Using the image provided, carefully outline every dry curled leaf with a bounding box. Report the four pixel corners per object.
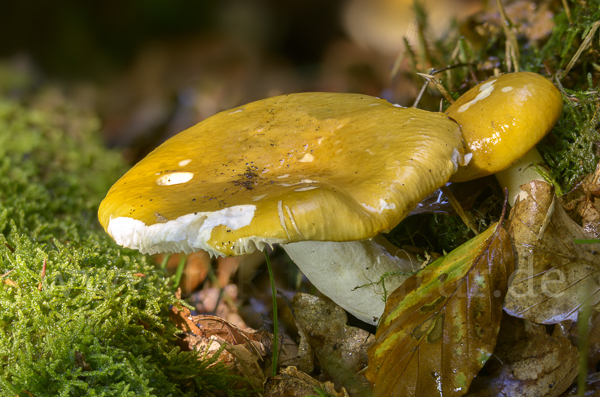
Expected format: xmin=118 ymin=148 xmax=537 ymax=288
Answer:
xmin=504 ymin=181 xmax=600 ymax=324
xmin=466 ymin=314 xmax=578 ymax=397
xmin=169 ymin=305 xmax=292 ymax=389
xmin=367 ymin=222 xmax=513 ymax=396
xmin=264 ymin=366 xmax=349 ymax=397
xmin=561 ymin=166 xmax=600 ymax=238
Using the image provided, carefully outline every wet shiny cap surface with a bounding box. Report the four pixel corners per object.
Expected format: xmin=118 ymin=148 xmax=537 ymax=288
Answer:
xmin=99 ymin=92 xmax=464 ymax=256
xmin=446 ymin=72 xmax=562 ymax=182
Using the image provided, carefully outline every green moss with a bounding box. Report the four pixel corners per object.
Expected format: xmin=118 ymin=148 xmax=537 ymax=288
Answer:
xmin=0 ymin=101 xmax=124 ymax=241
xmin=540 ymin=78 xmax=600 ymax=190
xmin=536 ymin=0 xmax=600 ymax=190
xmin=0 ymin=101 xmax=249 ymax=396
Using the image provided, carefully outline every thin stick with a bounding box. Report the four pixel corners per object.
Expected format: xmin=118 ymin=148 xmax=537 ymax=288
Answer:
xmin=440 ymin=185 xmax=480 ymax=235
xmin=417 ymin=73 xmax=454 ymax=104
xmin=264 ymin=250 xmax=279 ymax=376
xmin=495 ymin=0 xmax=520 ymax=69
xmin=562 ymin=21 xmax=600 ymax=79
xmin=561 ymin=0 xmax=572 ymax=24
xmin=412 ymin=80 xmax=429 ymax=108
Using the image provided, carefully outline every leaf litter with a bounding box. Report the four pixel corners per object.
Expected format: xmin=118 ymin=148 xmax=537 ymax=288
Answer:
xmin=291 ymin=293 xmax=373 ymax=396
xmin=465 ymin=313 xmax=578 ymax=397
xmin=366 ymin=222 xmax=514 ymax=396
xmin=169 ymin=303 xmax=298 ymax=391
xmin=504 ymin=180 xmax=600 ymax=324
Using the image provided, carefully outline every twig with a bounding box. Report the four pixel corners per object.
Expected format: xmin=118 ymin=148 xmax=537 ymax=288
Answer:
xmin=417 ymin=73 xmax=454 ymax=104
xmin=561 ymin=0 xmax=572 ymax=24
xmin=440 ymin=185 xmax=480 ymax=235
xmin=561 ymin=21 xmax=600 ymax=79
xmin=412 ymin=80 xmax=430 ymax=108
xmin=496 ymin=0 xmax=520 ymax=70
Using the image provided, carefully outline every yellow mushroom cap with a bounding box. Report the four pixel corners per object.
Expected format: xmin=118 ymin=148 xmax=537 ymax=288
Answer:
xmin=447 ymin=72 xmax=562 ymax=182
xmin=98 ymin=93 xmax=464 ymax=257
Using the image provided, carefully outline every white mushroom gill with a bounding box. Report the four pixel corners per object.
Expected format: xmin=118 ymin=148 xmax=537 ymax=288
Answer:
xmin=106 ymin=204 xmax=260 ymax=256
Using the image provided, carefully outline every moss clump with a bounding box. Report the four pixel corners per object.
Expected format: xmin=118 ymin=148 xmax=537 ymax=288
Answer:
xmin=537 ymin=1 xmax=600 ymax=190
xmin=0 ymin=101 xmax=248 ymax=396
xmin=541 ymin=77 xmax=600 ymax=190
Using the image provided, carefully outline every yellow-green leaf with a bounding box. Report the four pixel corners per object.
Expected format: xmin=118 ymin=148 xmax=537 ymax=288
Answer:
xmin=366 ymin=222 xmax=514 ymax=396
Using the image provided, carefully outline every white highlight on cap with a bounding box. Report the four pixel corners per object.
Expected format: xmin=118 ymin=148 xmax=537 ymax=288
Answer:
xmin=178 ymin=159 xmax=192 ymax=167
xmin=251 ymin=194 xmax=267 ymax=201
xmin=379 ymin=199 xmax=395 ymax=211
xmin=294 ymin=186 xmax=319 ymax=192
xmin=298 ymin=153 xmax=315 ymax=162
xmin=155 ymin=172 xmax=194 ymax=186
xmin=501 ymin=86 xmax=513 ymax=92
xmin=457 ymin=79 xmax=496 ymax=113
xmin=361 ymin=199 xmax=396 ymax=214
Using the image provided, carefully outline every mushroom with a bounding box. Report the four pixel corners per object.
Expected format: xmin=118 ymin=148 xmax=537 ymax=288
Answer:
xmin=445 ymin=72 xmax=563 ymax=204
xmin=98 ymin=92 xmax=465 ymax=324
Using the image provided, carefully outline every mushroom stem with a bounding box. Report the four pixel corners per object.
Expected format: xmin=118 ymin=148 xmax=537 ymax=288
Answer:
xmin=494 ymin=147 xmax=547 ymax=206
xmin=282 ymin=236 xmax=421 ymax=325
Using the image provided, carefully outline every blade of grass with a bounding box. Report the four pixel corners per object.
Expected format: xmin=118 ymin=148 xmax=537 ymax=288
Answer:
xmin=577 ymin=284 xmax=592 ymax=397
xmin=173 ymin=254 xmax=187 ymax=290
xmin=265 ymin=250 xmax=279 ymax=376
xmin=160 ymin=253 xmax=171 ymax=270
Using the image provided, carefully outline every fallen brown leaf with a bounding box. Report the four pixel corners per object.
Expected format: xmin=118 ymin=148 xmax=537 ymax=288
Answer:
xmin=367 ymin=222 xmax=513 ymax=396
xmin=504 ymin=181 xmax=600 ymax=324
xmin=264 ymin=366 xmax=349 ymax=397
xmin=170 ymin=305 xmax=267 ymax=388
xmin=466 ymin=314 xmax=578 ymax=397
xmin=561 ymin=165 xmax=600 ymax=238
xmin=170 ymin=304 xmax=299 ymax=386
